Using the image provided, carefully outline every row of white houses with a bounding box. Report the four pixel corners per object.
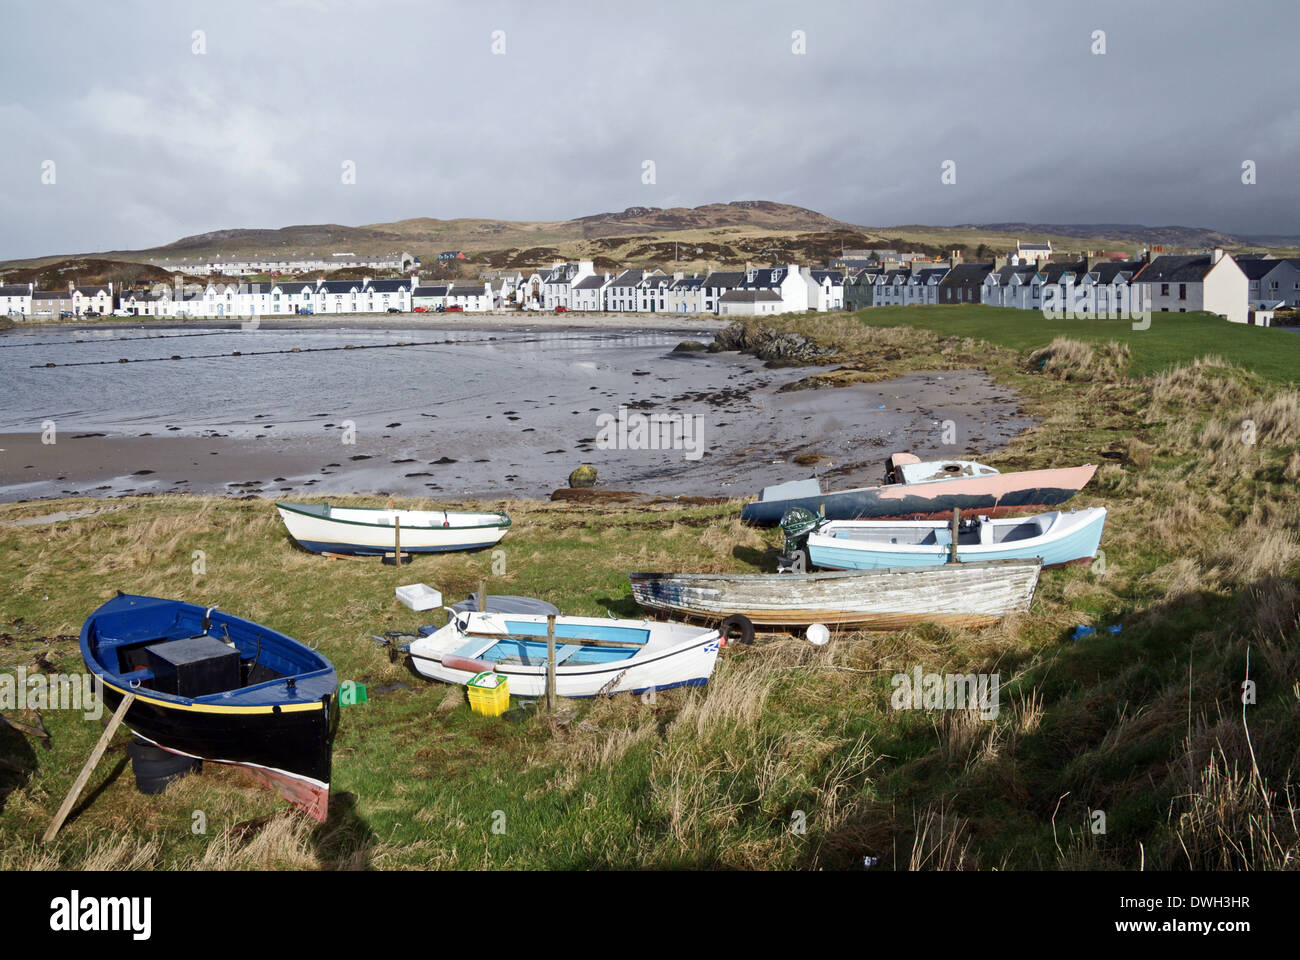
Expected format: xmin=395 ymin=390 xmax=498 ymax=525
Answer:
xmin=846 ymin=248 xmax=1269 ymax=325
xmin=4 ymin=249 xmax=1291 ymax=325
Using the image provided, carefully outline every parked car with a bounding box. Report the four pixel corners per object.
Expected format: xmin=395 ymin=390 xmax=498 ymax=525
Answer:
xmin=445 ymin=305 xmax=464 ymax=313
xmin=386 ymin=307 xmax=400 ymax=314
xmin=413 ymin=306 xmax=428 ymax=313
xmin=554 ymin=306 xmax=569 ymax=313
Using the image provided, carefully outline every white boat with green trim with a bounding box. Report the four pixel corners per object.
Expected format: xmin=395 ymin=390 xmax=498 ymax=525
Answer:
xmin=275 ymin=501 xmax=510 ymax=556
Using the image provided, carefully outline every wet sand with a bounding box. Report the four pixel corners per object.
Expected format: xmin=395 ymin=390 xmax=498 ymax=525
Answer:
xmin=0 ymin=367 xmax=1034 ymax=503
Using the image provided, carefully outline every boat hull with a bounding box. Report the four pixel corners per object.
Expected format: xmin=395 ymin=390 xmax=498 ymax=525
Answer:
xmin=629 ymin=560 xmax=1041 ymax=629
xmin=276 ymin=503 xmax=510 ymax=555
xmin=97 ymin=680 xmax=334 ymax=821
xmin=409 ymin=615 xmax=721 ymax=697
xmin=740 ymin=465 xmax=1097 ymax=526
xmin=80 ymin=594 xmax=337 ymax=822
xmin=808 ymin=508 xmax=1106 ymax=571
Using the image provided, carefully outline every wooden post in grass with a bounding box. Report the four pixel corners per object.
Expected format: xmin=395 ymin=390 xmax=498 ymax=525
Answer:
xmin=43 ymin=693 xmax=135 ymax=843
xmin=476 ymin=580 xmax=486 ymax=612
xmin=394 ymin=517 xmax=402 ymax=562
xmin=545 ymin=614 xmax=557 ymax=713
xmin=949 ymin=509 xmax=960 ymax=564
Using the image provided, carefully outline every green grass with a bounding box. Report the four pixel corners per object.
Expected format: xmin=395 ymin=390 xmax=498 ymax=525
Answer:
xmin=2 ymin=309 xmax=1298 ymax=870
xmin=853 ymin=305 xmax=1300 ymax=384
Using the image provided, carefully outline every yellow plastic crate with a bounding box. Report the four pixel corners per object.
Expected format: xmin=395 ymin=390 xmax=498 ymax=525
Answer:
xmin=466 ymin=671 xmax=509 ymax=717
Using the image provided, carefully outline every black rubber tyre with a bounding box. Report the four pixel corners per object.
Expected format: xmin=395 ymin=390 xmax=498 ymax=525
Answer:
xmin=719 ymin=614 xmax=756 ymax=645
xmin=127 ymin=739 xmax=200 ymax=793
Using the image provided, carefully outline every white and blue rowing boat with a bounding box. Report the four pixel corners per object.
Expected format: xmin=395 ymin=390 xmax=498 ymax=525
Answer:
xmin=802 ymin=507 xmax=1106 ymax=571
xmin=408 ymin=612 xmax=721 ymax=697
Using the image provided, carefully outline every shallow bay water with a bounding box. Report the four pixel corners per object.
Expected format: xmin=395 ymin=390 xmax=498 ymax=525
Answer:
xmin=0 ymin=323 xmax=1033 ymax=502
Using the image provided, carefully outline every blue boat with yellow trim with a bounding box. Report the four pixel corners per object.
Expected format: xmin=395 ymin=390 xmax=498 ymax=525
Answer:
xmin=80 ymin=593 xmax=338 ymax=821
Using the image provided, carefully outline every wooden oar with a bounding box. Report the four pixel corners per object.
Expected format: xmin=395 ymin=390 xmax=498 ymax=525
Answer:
xmin=43 ymin=692 xmax=135 ymax=843
xmin=456 ymin=629 xmax=644 ymax=650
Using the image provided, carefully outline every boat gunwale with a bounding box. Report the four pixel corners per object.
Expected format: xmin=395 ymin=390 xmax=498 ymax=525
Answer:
xmin=628 ymin=557 xmax=1043 ymax=584
xmin=81 ymin=594 xmax=337 ymax=712
xmin=747 ymin=463 xmax=1098 ymax=504
xmin=275 ymin=500 xmax=512 ymax=532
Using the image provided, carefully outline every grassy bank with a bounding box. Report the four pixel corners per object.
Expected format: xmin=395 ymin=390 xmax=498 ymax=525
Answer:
xmin=1 ymin=306 xmax=1297 ymax=870
xmin=855 ymin=304 xmax=1300 ymax=384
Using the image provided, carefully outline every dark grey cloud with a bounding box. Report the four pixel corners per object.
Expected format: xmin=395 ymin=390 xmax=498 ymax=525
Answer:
xmin=2 ymin=0 xmax=1297 ymax=260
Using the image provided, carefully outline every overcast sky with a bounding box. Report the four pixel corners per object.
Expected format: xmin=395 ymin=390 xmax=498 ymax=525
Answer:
xmin=2 ymin=0 xmax=1298 ymax=260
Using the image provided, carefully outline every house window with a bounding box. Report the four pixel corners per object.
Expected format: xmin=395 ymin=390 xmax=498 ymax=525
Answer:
xmin=1160 ymin=284 xmax=1169 ymax=296
xmin=1178 ymin=284 xmax=1187 ymax=300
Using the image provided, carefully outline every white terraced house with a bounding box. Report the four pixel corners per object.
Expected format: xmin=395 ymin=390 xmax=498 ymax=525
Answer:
xmin=445 ymin=284 xmax=492 ymax=311
xmin=604 ymin=269 xmax=644 ymax=312
xmin=0 ymin=283 xmax=33 ymax=316
xmin=1075 ymin=260 xmax=1147 ymax=316
xmin=904 ymin=267 xmax=948 ymax=306
xmin=701 ymin=271 xmax=744 ymax=313
xmin=982 ymin=265 xmax=1043 ymax=310
xmin=807 ymin=269 xmax=844 ymax=310
xmin=637 ymin=273 xmax=675 ymax=312
xmin=363 ymin=278 xmax=413 ymax=312
xmin=71 ymin=283 xmax=115 ymax=316
xmin=736 ymin=265 xmax=810 ymax=313
xmin=874 ymin=269 xmax=909 ymax=307
xmin=570 ymin=273 xmax=612 ymax=311
xmin=1133 ymin=249 xmax=1248 ymax=324
xmin=541 ymin=261 xmax=595 ymax=310
xmin=412 ymin=284 xmax=449 ymax=311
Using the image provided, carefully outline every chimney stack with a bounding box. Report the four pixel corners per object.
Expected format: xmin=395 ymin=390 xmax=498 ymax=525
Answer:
xmin=1212 ymin=247 xmax=1224 ymax=264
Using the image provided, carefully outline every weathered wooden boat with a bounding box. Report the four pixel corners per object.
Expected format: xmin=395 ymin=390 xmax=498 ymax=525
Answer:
xmin=628 ymin=559 xmax=1042 ymax=630
xmin=740 ymin=452 xmax=1097 ymax=526
xmin=800 ymin=507 xmax=1107 ymax=570
xmin=80 ymin=593 xmax=338 ymax=821
xmin=275 ymin=501 xmax=510 ymax=556
xmin=408 ymin=612 xmax=722 ymax=697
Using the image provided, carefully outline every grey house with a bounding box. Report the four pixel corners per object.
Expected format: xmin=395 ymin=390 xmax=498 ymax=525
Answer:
xmin=1239 ymin=257 xmax=1300 ymax=309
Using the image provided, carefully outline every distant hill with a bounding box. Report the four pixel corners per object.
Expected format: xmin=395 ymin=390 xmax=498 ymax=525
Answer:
xmin=0 ymin=257 xmax=174 ymax=288
xmin=959 ymin=222 xmax=1300 ymax=250
xmin=5 ymin=203 xmax=1296 ymax=276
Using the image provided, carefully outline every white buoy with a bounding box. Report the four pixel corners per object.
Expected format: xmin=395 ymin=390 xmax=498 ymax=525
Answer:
xmin=807 ymin=623 xmax=830 ymax=646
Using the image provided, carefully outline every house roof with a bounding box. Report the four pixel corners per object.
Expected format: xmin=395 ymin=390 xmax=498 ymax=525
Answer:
xmin=989 ymin=265 xmax=1040 ymax=285
xmin=910 ymin=267 xmax=950 ymax=284
xmin=32 ymin=291 xmax=69 ymax=300
xmin=739 ymin=267 xmax=788 ymax=288
xmin=573 ymin=275 xmax=608 ymax=290
xmin=1040 ymin=261 xmax=1088 ymax=284
xmin=448 ymin=287 xmax=486 ymax=297
xmin=939 ymin=263 xmax=994 ymax=284
xmin=703 ymin=271 xmax=745 ymax=288
xmin=672 ymin=275 xmax=705 ymax=289
xmin=809 ymin=269 xmax=844 ymax=283
xmin=0 ymin=284 xmax=30 ymax=296
xmin=1235 ymin=258 xmax=1288 ymax=280
xmin=1135 ymin=255 xmax=1218 ymax=283
xmin=1086 ymin=260 xmax=1145 ymax=284
xmin=320 ymin=281 xmax=361 ymax=294
xmin=366 ymin=279 xmax=411 ymax=293
xmin=414 ymin=285 xmax=448 ymax=296
xmin=610 ymin=269 xmax=644 ymax=287
xmin=720 ymin=289 xmax=781 ymax=303
xmin=75 ymin=285 xmax=111 ymax=295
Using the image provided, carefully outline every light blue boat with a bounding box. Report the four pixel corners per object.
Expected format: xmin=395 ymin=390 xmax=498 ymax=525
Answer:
xmin=803 ymin=507 xmax=1107 ymax=571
